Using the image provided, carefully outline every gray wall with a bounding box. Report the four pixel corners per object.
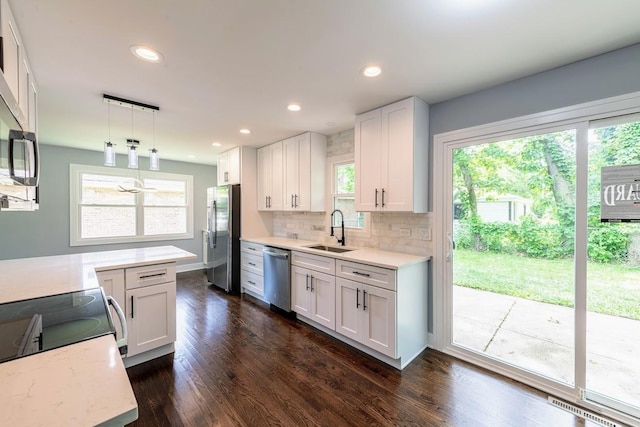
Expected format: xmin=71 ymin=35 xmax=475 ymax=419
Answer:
xmin=0 ymin=144 xmax=216 ymax=264
xmin=430 ymin=43 xmax=640 ymax=136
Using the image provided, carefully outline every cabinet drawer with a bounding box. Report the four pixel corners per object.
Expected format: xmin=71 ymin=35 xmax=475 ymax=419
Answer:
xmin=241 ymin=269 xmax=264 ymax=296
xmin=125 ymin=263 xmax=176 ymax=290
xmin=292 ymin=251 xmax=336 ymax=275
xmin=241 ymin=252 xmax=263 ymax=274
xmin=241 ymin=241 xmax=264 ymax=254
xmin=335 ymin=260 xmax=396 ymax=292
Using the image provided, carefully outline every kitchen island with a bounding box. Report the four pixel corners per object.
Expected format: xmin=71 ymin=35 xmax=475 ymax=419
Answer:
xmin=0 ymin=245 xmax=196 ymax=427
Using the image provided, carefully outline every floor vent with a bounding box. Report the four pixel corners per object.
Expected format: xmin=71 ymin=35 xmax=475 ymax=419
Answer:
xmin=548 ymin=397 xmax=621 ymax=427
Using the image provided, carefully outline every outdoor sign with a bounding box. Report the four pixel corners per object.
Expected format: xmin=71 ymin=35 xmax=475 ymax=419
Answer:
xmin=601 ymin=164 xmax=640 ymax=222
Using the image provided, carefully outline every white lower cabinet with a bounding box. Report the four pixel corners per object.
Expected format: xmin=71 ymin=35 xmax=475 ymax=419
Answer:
xmin=96 ymin=262 xmax=177 ymax=364
xmin=126 ymin=282 xmax=176 ymax=357
xmin=241 ymin=241 xmax=264 ymax=297
xmin=335 ymin=277 xmax=396 ymax=358
xmin=291 ymin=265 xmax=335 ymax=330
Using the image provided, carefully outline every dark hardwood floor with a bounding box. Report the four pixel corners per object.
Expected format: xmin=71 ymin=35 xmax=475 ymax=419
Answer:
xmin=126 ymin=270 xmax=595 ymax=427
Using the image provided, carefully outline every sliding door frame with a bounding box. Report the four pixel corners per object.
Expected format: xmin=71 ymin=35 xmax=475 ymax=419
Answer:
xmin=433 ymin=91 xmax=640 ymax=426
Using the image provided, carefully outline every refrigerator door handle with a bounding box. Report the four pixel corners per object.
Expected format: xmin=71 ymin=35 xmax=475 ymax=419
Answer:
xmin=212 ymin=200 xmax=218 ymax=248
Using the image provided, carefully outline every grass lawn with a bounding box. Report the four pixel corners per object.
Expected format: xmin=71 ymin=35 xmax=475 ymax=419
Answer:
xmin=453 ymin=249 xmax=640 ymax=320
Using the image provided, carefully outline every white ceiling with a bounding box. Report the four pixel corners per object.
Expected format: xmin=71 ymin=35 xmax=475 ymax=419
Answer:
xmin=9 ymin=0 xmax=640 ymax=165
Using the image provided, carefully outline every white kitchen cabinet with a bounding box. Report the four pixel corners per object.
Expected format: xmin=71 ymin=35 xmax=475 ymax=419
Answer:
xmin=240 ymin=240 xmax=265 ymax=298
xmin=257 ymin=141 xmax=283 ymax=210
xmin=355 ymin=96 xmax=429 ymax=213
xmin=217 ymin=146 xmax=241 ymax=185
xmin=126 ymin=281 xmax=176 ymax=357
xmin=335 ymin=278 xmax=396 ymax=358
xmin=96 ymin=269 xmax=126 ymax=341
xmin=291 ymin=266 xmax=336 ymax=330
xmin=0 ymin=0 xmax=36 ymax=131
xmin=282 ymin=132 xmax=326 ymax=211
xmin=98 ymin=262 xmax=177 ymax=361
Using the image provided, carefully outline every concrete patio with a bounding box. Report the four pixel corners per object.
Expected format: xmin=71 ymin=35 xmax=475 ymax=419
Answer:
xmin=453 ymin=286 xmax=640 ymax=410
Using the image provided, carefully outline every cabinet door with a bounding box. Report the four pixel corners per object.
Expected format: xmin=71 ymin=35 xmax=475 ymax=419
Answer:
xmin=294 ymin=133 xmax=311 ymax=211
xmin=355 ymin=109 xmax=382 ymax=211
xmin=2 ymin=4 xmax=20 ymax=103
xmin=126 ymin=282 xmax=177 ymax=357
xmin=217 ymin=151 xmax=229 ymax=184
xmin=257 ymin=146 xmax=271 ymax=210
xmin=270 ymin=142 xmax=284 ymax=210
xmin=227 ymin=147 xmax=241 ymax=184
xmin=283 ymin=136 xmax=299 ymax=210
xmin=335 ymin=278 xmax=361 ymax=341
xmin=96 ymin=269 xmax=126 ymax=342
xmin=382 ymin=98 xmax=414 ymax=211
xmin=291 ymin=266 xmax=311 ymax=317
xmin=28 ymin=80 xmax=37 ymax=134
xmin=362 ymin=284 xmax=397 ymax=358
xmin=310 ymin=270 xmax=335 ymax=330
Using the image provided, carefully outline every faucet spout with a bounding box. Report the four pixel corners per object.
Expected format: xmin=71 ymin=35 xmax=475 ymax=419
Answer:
xmin=330 ymin=209 xmax=346 ymax=246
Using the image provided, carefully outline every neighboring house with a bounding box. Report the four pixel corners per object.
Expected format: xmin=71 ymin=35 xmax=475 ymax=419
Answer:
xmin=454 ymin=195 xmax=532 ymax=223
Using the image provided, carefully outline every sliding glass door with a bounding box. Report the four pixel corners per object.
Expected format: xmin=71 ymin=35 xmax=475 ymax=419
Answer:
xmin=437 ymin=107 xmax=640 ymax=423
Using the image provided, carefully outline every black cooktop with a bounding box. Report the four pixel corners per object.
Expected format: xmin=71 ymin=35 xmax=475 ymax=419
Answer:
xmin=0 ymin=288 xmax=115 ymax=363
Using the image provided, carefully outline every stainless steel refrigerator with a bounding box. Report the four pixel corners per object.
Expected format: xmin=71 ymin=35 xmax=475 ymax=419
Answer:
xmin=206 ymin=184 xmax=241 ymax=293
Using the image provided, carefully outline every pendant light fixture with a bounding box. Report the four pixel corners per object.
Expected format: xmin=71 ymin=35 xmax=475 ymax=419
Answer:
xmin=149 ymin=110 xmax=159 ymax=171
xmin=127 ymin=105 xmax=138 ymax=169
xmin=101 ymin=94 xmax=160 ymax=169
xmin=104 ymin=102 xmax=116 ymax=166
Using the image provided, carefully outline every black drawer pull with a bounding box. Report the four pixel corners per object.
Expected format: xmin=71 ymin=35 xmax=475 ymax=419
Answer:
xmin=248 ymin=262 xmax=256 ymax=266
xmin=139 ymin=272 xmax=166 ymax=280
xmin=352 ymin=271 xmax=371 ymax=277
xmin=248 ymin=280 xmax=255 ymax=285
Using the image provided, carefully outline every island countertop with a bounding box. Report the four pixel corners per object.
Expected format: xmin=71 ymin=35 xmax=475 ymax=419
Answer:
xmin=0 ymin=245 xmax=196 ymax=304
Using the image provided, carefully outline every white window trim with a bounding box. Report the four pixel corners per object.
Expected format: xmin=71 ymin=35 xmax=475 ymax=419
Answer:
xmin=327 ymin=154 xmax=371 ymax=238
xmin=70 ymin=164 xmax=194 ymax=246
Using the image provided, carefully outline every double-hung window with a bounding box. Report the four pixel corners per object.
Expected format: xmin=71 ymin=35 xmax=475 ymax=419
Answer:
xmin=70 ymin=164 xmax=193 ymax=246
xmin=331 ymin=159 xmax=367 ymax=231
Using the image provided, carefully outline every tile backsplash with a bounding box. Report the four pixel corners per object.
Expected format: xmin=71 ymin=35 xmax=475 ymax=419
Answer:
xmin=271 ymin=128 xmax=432 ymax=257
xmin=272 ymin=211 xmax=432 ymax=256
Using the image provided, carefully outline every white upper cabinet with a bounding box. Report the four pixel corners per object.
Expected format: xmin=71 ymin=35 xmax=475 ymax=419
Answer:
xmin=0 ymin=0 xmax=37 ymax=132
xmin=355 ymin=97 xmax=429 ymax=213
xmin=282 ymin=132 xmax=326 ymax=211
xmin=217 ymin=146 xmax=241 ymax=185
xmin=257 ymin=141 xmax=283 ymax=210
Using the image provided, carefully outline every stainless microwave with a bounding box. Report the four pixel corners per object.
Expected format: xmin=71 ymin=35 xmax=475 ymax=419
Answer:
xmin=0 ymin=94 xmax=39 ymax=211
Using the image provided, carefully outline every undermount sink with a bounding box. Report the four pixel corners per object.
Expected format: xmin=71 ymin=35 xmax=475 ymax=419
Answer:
xmin=305 ymin=244 xmax=353 ymax=253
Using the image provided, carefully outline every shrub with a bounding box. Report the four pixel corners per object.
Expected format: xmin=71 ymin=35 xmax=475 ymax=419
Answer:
xmin=587 ymin=227 xmax=628 ymax=262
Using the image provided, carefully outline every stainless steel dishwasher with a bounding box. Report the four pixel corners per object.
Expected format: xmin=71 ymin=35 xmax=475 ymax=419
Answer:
xmin=262 ymin=246 xmax=291 ymax=313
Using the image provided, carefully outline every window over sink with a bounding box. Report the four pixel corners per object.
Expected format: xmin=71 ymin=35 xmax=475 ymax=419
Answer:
xmin=330 ymin=157 xmax=369 ymax=234
xmin=70 ymin=164 xmax=193 ymax=246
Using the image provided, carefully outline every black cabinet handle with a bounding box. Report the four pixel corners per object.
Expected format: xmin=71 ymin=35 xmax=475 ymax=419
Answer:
xmin=363 ymin=290 xmax=367 ymax=311
xmin=291 ymin=194 xmax=294 ymax=208
xmin=248 ymin=262 xmax=256 ymax=266
xmin=381 ymin=188 xmax=385 ymax=207
xmin=305 ymin=274 xmax=310 ymax=290
xmin=248 ymin=280 xmax=255 ymax=285
xmin=130 ymin=295 xmax=134 ymax=318
xmin=265 ymin=196 xmax=269 ymax=208
xmin=295 ymin=194 xmax=298 ymax=207
xmin=352 ymin=271 xmax=371 ymax=277
xmin=356 ymin=288 xmax=360 ymax=308
xmin=310 ymin=275 xmax=314 ymax=292
xmin=375 ymin=188 xmax=379 ymax=207
xmin=268 ymin=196 xmax=271 ymax=208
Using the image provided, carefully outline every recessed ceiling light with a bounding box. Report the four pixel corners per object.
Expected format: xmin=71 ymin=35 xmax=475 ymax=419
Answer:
xmin=212 ymin=142 xmax=222 ymax=147
xmin=130 ymin=45 xmax=163 ymax=63
xmin=240 ymin=129 xmax=251 ymax=134
xmin=287 ymin=104 xmax=301 ymax=112
xmin=362 ymin=65 xmax=382 ymax=77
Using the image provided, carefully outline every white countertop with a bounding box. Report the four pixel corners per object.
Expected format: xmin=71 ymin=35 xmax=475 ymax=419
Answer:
xmin=242 ymin=237 xmax=430 ymax=269
xmin=0 ymin=245 xmax=197 ymax=304
xmin=0 ymin=245 xmax=196 ymax=426
xmin=0 ymin=335 xmax=138 ymax=427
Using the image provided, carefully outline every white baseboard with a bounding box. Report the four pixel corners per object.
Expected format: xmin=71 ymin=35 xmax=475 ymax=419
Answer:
xmin=176 ymin=262 xmax=206 ymax=273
